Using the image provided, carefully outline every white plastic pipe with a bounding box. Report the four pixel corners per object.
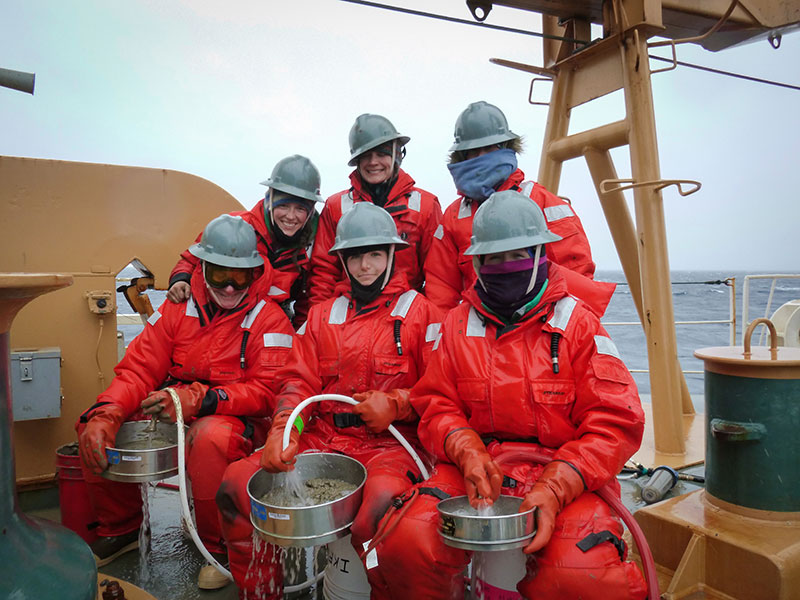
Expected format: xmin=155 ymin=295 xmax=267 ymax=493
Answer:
xmin=168 ymin=389 xmax=323 ymax=594
xmin=281 ymin=393 xmax=430 ymax=480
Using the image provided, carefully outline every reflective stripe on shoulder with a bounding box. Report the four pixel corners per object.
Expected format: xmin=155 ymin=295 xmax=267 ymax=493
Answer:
xmin=241 ymin=300 xmax=267 ymax=329
xmin=390 ymin=290 xmax=418 ymax=318
xmin=328 ymin=296 xmax=349 ymax=325
xmin=408 ymin=190 xmax=421 ymax=212
xmin=547 ymin=296 xmax=577 ymax=332
xmin=457 ymin=198 xmax=472 ymax=219
xmin=520 ymin=181 xmax=535 ymax=196
xmin=544 ymin=204 xmax=574 ymax=222
xmin=185 ymin=299 xmax=199 ymax=318
xmin=147 ymin=310 xmax=162 ymax=326
xmin=297 ymin=321 xmax=307 ymax=335
xmin=594 ymin=335 xmax=621 ymax=360
xmin=433 ymin=224 xmax=444 ymax=240
xmin=466 ymin=307 xmax=486 ymax=337
xmin=432 ymin=332 xmax=443 ymax=351
xmin=341 ymin=192 xmax=354 ymax=214
xmin=264 ymin=333 xmax=293 ymax=348
xmin=268 ymin=286 xmax=287 ymax=297
xmin=425 ymin=322 xmax=441 ymax=343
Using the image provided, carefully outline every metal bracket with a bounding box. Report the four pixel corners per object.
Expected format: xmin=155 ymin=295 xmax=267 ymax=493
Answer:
xmin=599 ymin=178 xmax=702 ymax=197
xmin=19 ymin=356 xmax=33 ymax=381
xmin=466 ymin=0 xmax=492 ymax=22
xmin=529 ymin=78 xmax=552 ymax=106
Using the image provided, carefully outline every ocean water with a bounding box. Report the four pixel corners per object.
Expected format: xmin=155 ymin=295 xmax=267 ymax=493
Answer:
xmin=116 ymin=267 xmax=800 ymax=397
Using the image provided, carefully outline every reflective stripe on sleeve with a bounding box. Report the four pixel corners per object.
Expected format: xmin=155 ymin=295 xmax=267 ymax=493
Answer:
xmin=425 ymin=323 xmax=441 ymax=343
xmin=263 ymin=333 xmax=293 ymax=348
xmin=391 ymin=290 xmax=418 ymax=318
xmin=241 ymin=300 xmax=267 ymax=329
xmin=341 ymin=192 xmax=354 ymax=214
xmin=328 ymin=296 xmax=349 ymax=325
xmin=547 ymin=296 xmax=577 ymax=331
xmin=185 ymin=300 xmax=199 ymax=318
xmin=520 ymin=181 xmax=535 ymax=196
xmin=433 ymin=224 xmax=444 ymax=240
xmin=408 ymin=190 xmax=421 ymax=212
xmin=544 ymin=204 xmax=574 ymax=222
xmin=296 ymin=321 xmax=307 ymax=335
xmin=457 ymin=199 xmax=472 ymax=219
xmin=466 ymin=307 xmax=486 ymax=337
xmin=594 ymin=335 xmax=621 ymax=360
xmin=268 ymin=286 xmax=287 ymax=297
xmin=147 ymin=310 xmax=162 ymax=326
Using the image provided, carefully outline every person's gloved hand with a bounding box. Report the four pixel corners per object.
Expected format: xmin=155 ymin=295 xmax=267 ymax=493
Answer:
xmin=445 ymin=428 xmax=503 ymax=508
xmin=141 ymin=382 xmax=210 ymax=422
xmin=351 ymin=389 xmax=413 ymax=433
xmin=261 ymin=410 xmax=302 ymax=473
xmin=78 ymin=403 xmax=128 ymax=474
xmin=167 ymin=281 xmax=191 ymax=303
xmin=520 ymin=460 xmax=586 ymax=554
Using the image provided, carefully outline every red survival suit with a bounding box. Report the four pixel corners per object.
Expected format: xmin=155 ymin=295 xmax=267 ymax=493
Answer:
xmin=168 ymin=199 xmax=318 ymax=326
xmin=77 ymin=265 xmax=294 ymax=554
xmin=215 ymin=272 xmax=443 ymax=599
xmin=375 ymin=265 xmax=647 ymax=600
xmin=424 ymin=170 xmax=609 ymax=313
xmin=307 ymin=169 xmax=442 ymax=307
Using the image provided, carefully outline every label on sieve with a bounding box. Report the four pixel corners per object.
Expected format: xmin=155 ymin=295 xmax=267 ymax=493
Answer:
xmin=268 ymin=512 xmax=290 ymax=520
xmin=122 ymin=455 xmax=142 ymax=462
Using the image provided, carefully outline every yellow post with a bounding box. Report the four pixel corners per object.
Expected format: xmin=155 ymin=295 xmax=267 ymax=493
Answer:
xmin=619 ymin=29 xmax=685 ymax=454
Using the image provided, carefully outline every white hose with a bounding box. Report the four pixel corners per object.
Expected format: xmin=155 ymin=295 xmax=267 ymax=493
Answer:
xmin=282 ymin=393 xmax=430 ymax=480
xmin=167 ymin=388 xmax=234 ymax=581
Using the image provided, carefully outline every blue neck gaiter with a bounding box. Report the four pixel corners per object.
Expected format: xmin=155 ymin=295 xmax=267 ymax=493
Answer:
xmin=447 ymin=148 xmax=517 ymax=202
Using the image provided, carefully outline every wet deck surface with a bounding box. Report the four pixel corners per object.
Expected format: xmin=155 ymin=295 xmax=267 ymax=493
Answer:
xmin=22 ymin=464 xmax=706 ymax=600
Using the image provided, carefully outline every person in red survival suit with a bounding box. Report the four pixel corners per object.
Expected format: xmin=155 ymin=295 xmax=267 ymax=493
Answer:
xmin=76 ymin=215 xmax=294 ymax=591
xmin=215 ymin=202 xmax=443 ymax=599
xmin=307 ymin=113 xmax=442 ymax=307
xmin=166 ymin=154 xmax=323 ymax=327
xmin=424 ymin=101 xmax=613 ymax=315
xmin=374 ymin=190 xmax=647 ymax=600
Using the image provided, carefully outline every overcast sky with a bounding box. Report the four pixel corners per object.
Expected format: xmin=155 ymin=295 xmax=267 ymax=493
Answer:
xmin=2 ymin=0 xmax=798 ymax=271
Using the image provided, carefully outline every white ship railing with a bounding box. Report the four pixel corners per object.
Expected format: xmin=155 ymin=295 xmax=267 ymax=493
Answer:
xmin=742 ymin=274 xmax=800 ymax=345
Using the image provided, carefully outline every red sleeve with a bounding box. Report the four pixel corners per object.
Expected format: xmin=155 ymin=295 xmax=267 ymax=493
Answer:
xmin=418 ymin=193 xmax=443 ymax=275
xmin=409 ymin=311 xmax=472 ymax=461
xmin=212 ymin=302 xmax=295 ymax=418
xmin=97 ymin=302 xmax=178 ymax=416
xmin=307 ymin=198 xmax=342 ymax=307
xmin=531 ymin=184 xmax=596 ymax=278
xmin=423 ymin=211 xmax=464 ymax=311
xmin=168 ymin=231 xmax=204 ymax=287
xmin=551 ymin=316 xmax=644 ymax=490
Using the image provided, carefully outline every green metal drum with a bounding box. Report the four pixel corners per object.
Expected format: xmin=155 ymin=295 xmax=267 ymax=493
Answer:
xmin=696 ymin=318 xmax=800 ymax=513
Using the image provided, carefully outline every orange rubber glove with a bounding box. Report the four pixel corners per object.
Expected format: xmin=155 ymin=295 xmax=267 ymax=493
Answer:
xmin=444 ymin=428 xmax=503 ymax=508
xmin=78 ymin=403 xmax=128 ymax=474
xmin=351 ymin=389 xmax=413 ymax=433
xmin=261 ymin=410 xmax=302 ymax=473
xmin=520 ymin=460 xmax=586 ymax=554
xmin=141 ymin=382 xmax=209 ymax=422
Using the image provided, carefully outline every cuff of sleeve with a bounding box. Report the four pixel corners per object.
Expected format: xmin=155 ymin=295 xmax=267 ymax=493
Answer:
xmin=168 ymin=272 xmax=192 ymax=289
xmin=197 ymin=389 xmax=220 ymax=418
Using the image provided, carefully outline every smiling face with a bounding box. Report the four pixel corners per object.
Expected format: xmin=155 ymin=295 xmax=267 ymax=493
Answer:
xmin=272 ymin=200 xmax=311 ymax=236
xmin=357 ymin=147 xmax=395 ymax=185
xmin=345 ymin=249 xmax=389 ymax=286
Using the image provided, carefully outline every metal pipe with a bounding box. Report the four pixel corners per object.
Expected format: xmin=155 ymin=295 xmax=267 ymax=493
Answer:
xmin=0 ymin=68 xmax=35 ymax=95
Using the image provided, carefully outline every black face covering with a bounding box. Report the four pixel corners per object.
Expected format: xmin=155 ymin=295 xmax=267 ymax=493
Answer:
xmin=364 ymin=175 xmax=397 ymax=208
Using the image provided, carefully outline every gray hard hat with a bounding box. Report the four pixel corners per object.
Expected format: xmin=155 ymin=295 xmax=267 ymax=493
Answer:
xmin=348 ymin=114 xmax=410 ymax=166
xmin=464 ymin=190 xmax=562 ymax=255
xmin=450 ymin=101 xmax=519 ymax=152
xmin=189 ymin=214 xmax=264 ymax=268
xmin=329 ymin=202 xmax=408 ymax=254
xmin=260 ymin=154 xmax=323 ymax=203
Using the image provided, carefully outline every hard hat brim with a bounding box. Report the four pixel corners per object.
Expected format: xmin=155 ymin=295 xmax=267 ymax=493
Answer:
xmin=449 ymin=130 xmax=519 ymax=153
xmin=259 ymin=179 xmax=324 ymax=203
xmin=348 ymin=134 xmax=411 ymax=166
xmin=188 ymin=244 xmax=264 ymax=268
xmin=328 ymin=235 xmax=408 ymax=255
xmin=463 ymin=230 xmax=562 ymax=256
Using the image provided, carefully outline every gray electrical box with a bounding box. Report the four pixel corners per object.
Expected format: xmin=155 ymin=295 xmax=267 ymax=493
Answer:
xmin=11 ymin=347 xmax=62 ymax=421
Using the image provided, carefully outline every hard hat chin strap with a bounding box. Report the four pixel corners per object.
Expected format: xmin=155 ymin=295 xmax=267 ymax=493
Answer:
xmin=526 ymin=245 xmax=542 ymax=294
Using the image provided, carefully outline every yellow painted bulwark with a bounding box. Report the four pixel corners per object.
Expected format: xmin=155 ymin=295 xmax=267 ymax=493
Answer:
xmin=0 ymin=156 xmax=242 ymax=483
